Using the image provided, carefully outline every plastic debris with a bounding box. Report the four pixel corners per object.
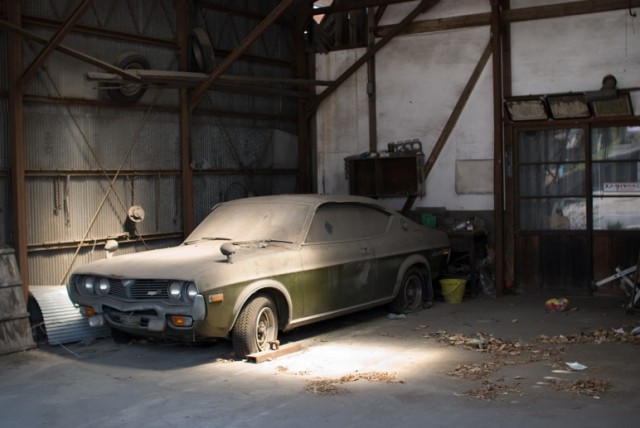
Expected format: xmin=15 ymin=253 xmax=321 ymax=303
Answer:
xmin=612 ymin=327 xmax=626 ymax=334
xmin=545 ymin=297 xmax=569 ymax=312
xmin=566 ymin=361 xmax=588 ymax=371
xmin=631 ymin=326 xmax=640 ymax=336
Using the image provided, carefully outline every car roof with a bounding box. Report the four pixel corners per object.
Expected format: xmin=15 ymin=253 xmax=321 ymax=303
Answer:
xmin=221 ymin=194 xmax=388 ymax=210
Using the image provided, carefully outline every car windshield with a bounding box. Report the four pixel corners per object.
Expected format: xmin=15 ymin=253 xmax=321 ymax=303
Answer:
xmin=185 ymin=201 xmax=311 ymax=244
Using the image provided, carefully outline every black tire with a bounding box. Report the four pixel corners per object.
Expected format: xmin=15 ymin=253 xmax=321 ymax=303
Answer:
xmin=390 ymin=267 xmax=428 ymax=313
xmin=110 ymin=327 xmax=133 ymax=344
xmin=107 ymin=51 xmax=150 ymax=103
xmin=232 ymin=294 xmax=278 ymax=358
xmin=190 ymin=27 xmax=215 ymax=73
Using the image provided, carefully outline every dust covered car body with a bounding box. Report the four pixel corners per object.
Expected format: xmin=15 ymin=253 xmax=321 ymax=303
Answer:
xmin=67 ymin=194 xmax=450 ymax=357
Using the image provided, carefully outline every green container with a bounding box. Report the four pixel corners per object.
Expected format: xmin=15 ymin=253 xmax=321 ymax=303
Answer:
xmin=440 ymin=278 xmax=466 ymax=304
xmin=420 ymin=213 xmax=437 ymax=228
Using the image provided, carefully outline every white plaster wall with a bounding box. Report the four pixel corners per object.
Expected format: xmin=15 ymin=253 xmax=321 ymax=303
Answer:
xmin=315 ymin=48 xmax=370 ymax=195
xmin=314 ymin=0 xmax=640 ymax=212
xmin=510 ymin=9 xmax=640 ymax=98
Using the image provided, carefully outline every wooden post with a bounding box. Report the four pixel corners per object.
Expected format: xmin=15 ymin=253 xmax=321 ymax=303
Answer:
xmin=176 ymin=0 xmax=194 ymax=236
xmin=491 ymin=0 xmax=505 ymax=295
xmin=7 ymin=0 xmax=29 ymax=297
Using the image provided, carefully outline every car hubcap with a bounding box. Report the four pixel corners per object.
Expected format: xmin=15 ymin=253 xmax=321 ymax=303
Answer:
xmin=405 ymin=275 xmax=423 ymax=309
xmin=256 ymin=307 xmax=275 ymax=350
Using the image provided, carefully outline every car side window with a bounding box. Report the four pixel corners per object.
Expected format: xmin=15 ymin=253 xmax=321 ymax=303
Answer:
xmin=305 ymin=203 xmax=390 ymax=243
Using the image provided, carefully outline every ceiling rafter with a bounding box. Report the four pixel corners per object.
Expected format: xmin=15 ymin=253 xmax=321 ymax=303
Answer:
xmin=190 ymin=0 xmax=296 ymax=109
xmin=307 ymin=0 xmax=440 ymax=115
xmin=19 ymin=0 xmax=94 ymax=88
xmin=311 ymin=0 xmax=411 ymax=15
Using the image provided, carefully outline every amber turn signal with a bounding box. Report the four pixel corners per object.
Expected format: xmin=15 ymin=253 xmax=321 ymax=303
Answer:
xmin=170 ymin=315 xmax=193 ymax=327
xmin=81 ymin=306 xmax=96 ymax=317
xmin=208 ymin=293 xmax=224 ymax=303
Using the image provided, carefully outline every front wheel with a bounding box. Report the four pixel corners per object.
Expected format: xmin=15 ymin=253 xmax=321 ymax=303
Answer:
xmin=390 ymin=267 xmax=428 ymax=313
xmin=232 ymin=294 xmax=278 ymax=358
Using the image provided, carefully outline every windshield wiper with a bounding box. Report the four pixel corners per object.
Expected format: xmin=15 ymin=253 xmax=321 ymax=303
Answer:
xmin=184 ymin=236 xmax=231 ymax=245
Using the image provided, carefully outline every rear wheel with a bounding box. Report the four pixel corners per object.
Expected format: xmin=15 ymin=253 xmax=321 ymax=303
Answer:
xmin=390 ymin=267 xmax=427 ymax=313
xmin=232 ymin=294 xmax=278 ymax=358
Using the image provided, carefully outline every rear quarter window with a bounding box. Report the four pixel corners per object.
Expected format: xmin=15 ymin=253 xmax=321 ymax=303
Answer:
xmin=305 ymin=203 xmax=391 ymax=243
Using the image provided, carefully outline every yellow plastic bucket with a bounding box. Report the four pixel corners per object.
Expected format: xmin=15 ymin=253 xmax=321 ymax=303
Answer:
xmin=440 ymin=278 xmax=466 ymax=304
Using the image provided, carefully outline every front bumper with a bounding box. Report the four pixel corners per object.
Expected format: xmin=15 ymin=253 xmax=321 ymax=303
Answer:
xmin=74 ymin=294 xmax=207 ymax=339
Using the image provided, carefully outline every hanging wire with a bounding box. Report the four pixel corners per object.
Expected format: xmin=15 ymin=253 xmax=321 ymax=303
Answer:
xmin=30 ymin=43 xmax=133 ymax=229
xmin=59 ymin=88 xmax=163 ymax=285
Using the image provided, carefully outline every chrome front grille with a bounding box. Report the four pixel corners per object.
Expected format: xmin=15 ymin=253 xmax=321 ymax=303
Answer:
xmin=108 ymin=279 xmax=170 ymax=300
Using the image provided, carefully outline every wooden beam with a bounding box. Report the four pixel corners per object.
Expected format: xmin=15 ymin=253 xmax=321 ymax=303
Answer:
xmin=376 ymin=12 xmax=490 ymax=37
xmin=7 ymin=0 xmax=29 ymax=294
xmin=367 ymin=6 xmax=378 ymax=153
xmin=377 ymin=0 xmax=640 ymax=37
xmin=294 ymin=3 xmax=311 ymax=193
xmin=19 ymin=0 xmax=94 ymax=88
xmin=422 ymin=41 xmax=492 ymax=179
xmin=0 ymin=19 xmax=141 ymax=82
xmin=195 ymin=0 xmax=292 ymax=27
xmin=176 ymin=0 xmax=194 ymax=237
xmin=491 ymin=0 xmax=505 ymax=296
xmin=307 ymin=0 xmax=440 ymax=116
xmin=503 ymin=0 xmax=640 ymax=23
xmin=312 ymin=0 xmax=409 ymax=15
xmin=190 ymin=0 xmax=295 ymax=109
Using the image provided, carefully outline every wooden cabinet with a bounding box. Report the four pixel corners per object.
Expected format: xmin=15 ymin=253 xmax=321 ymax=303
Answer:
xmin=344 ymin=154 xmax=425 ymax=197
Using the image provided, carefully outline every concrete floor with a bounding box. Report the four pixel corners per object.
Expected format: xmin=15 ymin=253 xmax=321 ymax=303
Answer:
xmin=1 ymin=292 xmax=639 ymax=428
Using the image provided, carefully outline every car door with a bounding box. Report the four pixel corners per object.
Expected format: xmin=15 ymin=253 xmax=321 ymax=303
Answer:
xmin=299 ymin=203 xmax=387 ymax=318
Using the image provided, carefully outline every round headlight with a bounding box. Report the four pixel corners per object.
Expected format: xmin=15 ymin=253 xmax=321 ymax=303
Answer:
xmin=81 ymin=276 xmax=96 ymax=295
xmin=168 ymin=281 xmax=183 ymax=300
xmin=97 ymin=278 xmax=111 ymax=296
xmin=186 ymin=282 xmax=198 ymax=302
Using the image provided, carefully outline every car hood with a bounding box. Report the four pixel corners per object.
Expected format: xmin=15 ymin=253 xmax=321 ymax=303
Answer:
xmin=72 ymin=241 xmax=296 ymax=283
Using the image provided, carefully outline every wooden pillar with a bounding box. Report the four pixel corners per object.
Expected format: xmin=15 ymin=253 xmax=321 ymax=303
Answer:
xmin=176 ymin=0 xmax=194 ymax=236
xmin=491 ymin=0 xmax=505 ymax=295
xmin=294 ymin=4 xmax=311 ymax=193
xmin=7 ymin=1 xmax=29 ymax=296
xmin=367 ymin=7 xmax=378 ymax=153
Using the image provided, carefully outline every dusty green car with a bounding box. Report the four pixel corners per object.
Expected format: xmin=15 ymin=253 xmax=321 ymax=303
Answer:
xmin=67 ymin=194 xmax=450 ymax=358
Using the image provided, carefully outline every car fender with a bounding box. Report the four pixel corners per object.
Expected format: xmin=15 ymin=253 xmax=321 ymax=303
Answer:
xmin=392 ymin=254 xmax=431 ymax=298
xmin=230 ymin=279 xmax=294 ymax=331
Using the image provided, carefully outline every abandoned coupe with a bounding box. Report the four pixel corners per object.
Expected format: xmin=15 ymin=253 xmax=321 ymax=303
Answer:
xmin=67 ymin=194 xmax=450 ymax=358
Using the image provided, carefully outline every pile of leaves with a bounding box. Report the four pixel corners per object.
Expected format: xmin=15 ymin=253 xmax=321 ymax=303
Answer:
xmin=544 ymin=378 xmax=611 ymax=397
xmin=305 ymin=371 xmax=401 ymax=396
xmin=537 ymin=328 xmax=640 ymax=345
xmin=460 ymin=379 xmax=523 ymax=401
xmin=424 ymin=329 xmax=617 ymax=401
xmin=447 ymin=362 xmax=502 ymax=380
xmin=423 ymin=330 xmax=563 ymax=363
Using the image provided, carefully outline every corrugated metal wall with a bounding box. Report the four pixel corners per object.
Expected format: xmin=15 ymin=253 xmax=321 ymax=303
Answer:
xmin=3 ymin=0 xmax=300 ymax=285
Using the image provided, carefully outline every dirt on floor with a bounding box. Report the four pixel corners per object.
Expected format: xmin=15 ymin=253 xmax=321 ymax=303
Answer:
xmin=1 ymin=292 xmax=639 ymax=428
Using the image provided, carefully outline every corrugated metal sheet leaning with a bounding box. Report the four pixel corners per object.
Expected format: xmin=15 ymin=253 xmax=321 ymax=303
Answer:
xmin=29 ymin=285 xmax=110 ymax=345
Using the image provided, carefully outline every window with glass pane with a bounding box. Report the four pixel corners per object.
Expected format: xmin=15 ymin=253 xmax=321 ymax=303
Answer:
xmin=591 ymin=126 xmax=640 ymax=230
xmin=518 ymin=128 xmax=586 ymax=230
